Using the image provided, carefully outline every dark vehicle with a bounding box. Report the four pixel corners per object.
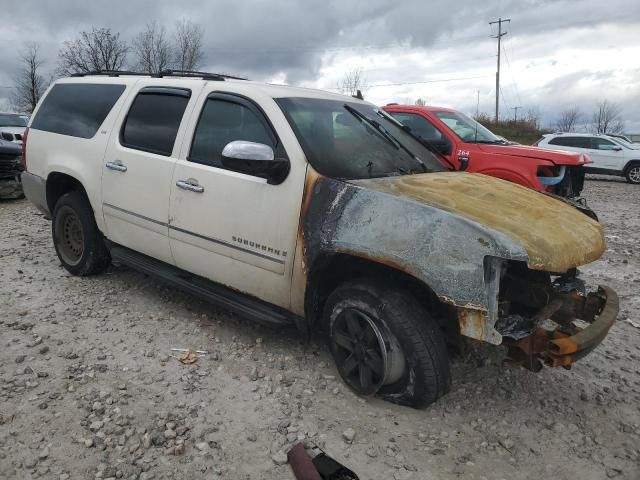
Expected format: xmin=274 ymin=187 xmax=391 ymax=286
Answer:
xmin=0 ymin=139 xmax=23 ymax=199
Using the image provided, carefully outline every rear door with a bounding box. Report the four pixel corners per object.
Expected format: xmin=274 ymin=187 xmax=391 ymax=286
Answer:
xmin=101 ymin=80 xmax=202 ymax=264
xmin=168 ymin=87 xmax=307 ymax=308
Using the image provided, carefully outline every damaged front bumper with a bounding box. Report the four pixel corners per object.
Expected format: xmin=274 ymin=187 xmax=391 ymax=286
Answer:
xmin=502 ymin=285 xmax=618 ymax=371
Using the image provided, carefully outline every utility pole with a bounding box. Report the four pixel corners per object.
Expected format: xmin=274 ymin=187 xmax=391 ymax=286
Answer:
xmin=511 ymin=106 xmax=521 ymax=122
xmin=489 ymin=17 xmax=510 ymax=123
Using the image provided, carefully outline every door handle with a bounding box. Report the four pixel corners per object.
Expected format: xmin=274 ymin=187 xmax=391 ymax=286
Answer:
xmin=106 ymin=161 xmax=127 ymax=172
xmin=176 ymin=179 xmax=204 ymax=193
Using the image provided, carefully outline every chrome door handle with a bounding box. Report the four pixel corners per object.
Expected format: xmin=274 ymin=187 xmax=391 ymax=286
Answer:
xmin=106 ymin=161 xmax=127 ymax=172
xmin=176 ymin=179 xmax=204 ymax=193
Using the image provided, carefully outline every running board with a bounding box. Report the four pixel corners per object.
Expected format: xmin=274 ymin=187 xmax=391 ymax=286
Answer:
xmin=108 ymin=243 xmax=296 ymax=327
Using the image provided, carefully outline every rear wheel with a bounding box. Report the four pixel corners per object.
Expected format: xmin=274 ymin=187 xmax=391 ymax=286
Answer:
xmin=324 ymin=280 xmax=450 ymax=408
xmin=625 ymin=163 xmax=640 ymax=184
xmin=52 ymin=191 xmax=110 ymax=276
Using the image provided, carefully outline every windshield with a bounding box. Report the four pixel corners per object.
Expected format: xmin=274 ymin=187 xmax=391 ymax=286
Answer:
xmin=610 ymin=137 xmax=639 ymax=150
xmin=276 ymin=97 xmax=445 ymax=179
xmin=0 ymin=114 xmax=28 ymax=127
xmin=434 ymin=111 xmax=501 ymax=143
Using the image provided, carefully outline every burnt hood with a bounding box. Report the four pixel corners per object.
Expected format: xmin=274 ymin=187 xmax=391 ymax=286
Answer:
xmin=350 ymin=172 xmax=605 ymax=272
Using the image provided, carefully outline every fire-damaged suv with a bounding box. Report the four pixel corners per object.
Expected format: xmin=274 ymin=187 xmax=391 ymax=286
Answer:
xmin=21 ymin=71 xmax=618 ymax=408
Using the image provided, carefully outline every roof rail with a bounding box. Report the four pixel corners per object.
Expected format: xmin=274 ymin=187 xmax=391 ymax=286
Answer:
xmin=70 ymin=70 xmax=150 ymax=77
xmin=70 ymin=69 xmax=249 ymax=82
xmin=158 ymin=69 xmax=248 ymax=81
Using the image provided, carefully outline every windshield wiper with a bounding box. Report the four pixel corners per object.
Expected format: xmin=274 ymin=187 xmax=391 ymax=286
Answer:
xmin=343 ymin=104 xmax=399 ymax=150
xmin=471 ymin=139 xmax=506 ymax=144
xmin=344 ymin=105 xmax=432 ymax=173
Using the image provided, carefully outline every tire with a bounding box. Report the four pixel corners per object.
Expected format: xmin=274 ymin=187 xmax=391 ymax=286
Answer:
xmin=625 ymin=163 xmax=640 ymax=184
xmin=324 ymin=280 xmax=451 ymax=408
xmin=52 ymin=190 xmax=110 ymax=276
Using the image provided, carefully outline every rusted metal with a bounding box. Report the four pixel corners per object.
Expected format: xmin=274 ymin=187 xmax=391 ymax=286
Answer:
xmin=504 ymin=286 xmax=617 ymax=370
xmin=458 ymin=309 xmax=486 ymax=342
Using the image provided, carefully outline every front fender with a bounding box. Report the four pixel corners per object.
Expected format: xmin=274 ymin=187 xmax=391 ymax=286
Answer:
xmin=302 ymin=175 xmax=528 ymax=312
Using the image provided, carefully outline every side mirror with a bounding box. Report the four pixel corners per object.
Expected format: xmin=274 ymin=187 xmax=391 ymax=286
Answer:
xmin=613 ymin=146 xmax=622 ymax=151
xmin=221 ymin=141 xmax=289 ymax=184
xmin=433 ymin=139 xmax=452 ymax=156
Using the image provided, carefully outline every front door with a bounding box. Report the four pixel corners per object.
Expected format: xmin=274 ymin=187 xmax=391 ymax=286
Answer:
xmin=101 ymin=82 xmax=199 ymax=264
xmin=588 ymin=137 xmax=626 ymax=171
xmin=168 ymin=89 xmax=306 ymax=308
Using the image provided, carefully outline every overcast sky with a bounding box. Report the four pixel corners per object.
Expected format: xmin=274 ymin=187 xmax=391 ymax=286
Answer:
xmin=1 ymin=0 xmax=639 ymax=131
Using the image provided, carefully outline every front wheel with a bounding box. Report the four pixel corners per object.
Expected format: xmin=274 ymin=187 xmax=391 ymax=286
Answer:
xmin=324 ymin=280 xmax=451 ymax=408
xmin=625 ymin=163 xmax=640 ymax=184
xmin=52 ymin=191 xmax=110 ymax=276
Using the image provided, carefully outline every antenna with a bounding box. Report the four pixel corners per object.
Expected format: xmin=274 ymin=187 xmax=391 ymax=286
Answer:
xmin=474 ymin=90 xmax=480 ymax=143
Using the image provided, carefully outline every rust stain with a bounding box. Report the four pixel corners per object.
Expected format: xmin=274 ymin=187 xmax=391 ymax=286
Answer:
xmin=549 ymin=336 xmax=579 ymax=355
xmin=457 ymin=308 xmax=486 ymax=342
xmin=290 ymin=166 xmax=322 ymax=316
xmin=353 ymin=172 xmax=605 ymax=273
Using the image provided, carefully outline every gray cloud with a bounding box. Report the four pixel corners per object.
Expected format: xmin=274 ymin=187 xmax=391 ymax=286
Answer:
xmin=1 ymin=0 xmax=639 ymax=130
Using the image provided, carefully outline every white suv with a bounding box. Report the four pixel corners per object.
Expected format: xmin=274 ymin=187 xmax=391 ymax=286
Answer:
xmin=536 ymin=133 xmax=640 ymax=184
xmin=21 ymin=71 xmax=618 ymax=408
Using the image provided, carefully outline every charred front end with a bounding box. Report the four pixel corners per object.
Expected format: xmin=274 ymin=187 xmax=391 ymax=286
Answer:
xmin=299 ymin=170 xmax=617 ymax=372
xmin=493 ymin=261 xmax=618 ymax=371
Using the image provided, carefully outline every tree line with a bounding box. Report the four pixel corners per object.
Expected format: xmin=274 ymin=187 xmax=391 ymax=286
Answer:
xmin=11 ymin=20 xmax=204 ymax=113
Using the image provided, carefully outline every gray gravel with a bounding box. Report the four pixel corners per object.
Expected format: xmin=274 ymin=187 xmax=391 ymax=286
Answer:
xmin=1 ymin=176 xmax=639 ymax=480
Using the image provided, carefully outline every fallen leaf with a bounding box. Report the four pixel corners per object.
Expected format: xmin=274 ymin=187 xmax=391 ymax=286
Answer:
xmin=177 ymin=351 xmax=198 ymax=364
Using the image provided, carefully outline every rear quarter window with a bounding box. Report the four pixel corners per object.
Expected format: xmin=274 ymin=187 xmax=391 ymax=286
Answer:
xmin=31 ymin=83 xmax=126 ymax=139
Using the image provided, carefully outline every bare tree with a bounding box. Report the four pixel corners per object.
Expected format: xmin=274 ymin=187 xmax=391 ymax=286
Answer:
xmin=415 ymin=98 xmax=427 ymax=106
xmin=133 ymin=22 xmax=171 ymax=74
xmin=58 ymin=27 xmax=129 ymax=76
xmin=556 ymin=107 xmax=581 ymax=132
xmin=590 ymin=99 xmax=624 ymax=134
xmin=12 ymin=42 xmax=47 ymax=113
xmin=524 ymin=107 xmax=541 ymax=130
xmin=338 ymin=68 xmax=366 ymax=97
xmin=174 ymin=19 xmax=204 ymax=71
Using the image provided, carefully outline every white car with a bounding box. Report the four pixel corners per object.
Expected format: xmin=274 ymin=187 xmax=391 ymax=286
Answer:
xmin=20 ymin=72 xmax=617 ymax=408
xmin=536 ymin=133 xmax=640 ymax=184
xmin=0 ymin=113 xmax=29 ymax=144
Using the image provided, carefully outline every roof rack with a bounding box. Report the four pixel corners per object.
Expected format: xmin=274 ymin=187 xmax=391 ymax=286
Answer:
xmin=70 ymin=70 xmax=148 ymax=77
xmin=159 ymin=69 xmax=248 ymax=81
xmin=70 ymin=69 xmax=248 ymax=82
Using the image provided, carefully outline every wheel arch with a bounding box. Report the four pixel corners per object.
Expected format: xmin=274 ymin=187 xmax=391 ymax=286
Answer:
xmin=304 ymin=252 xmax=458 ymax=339
xmin=623 ymin=159 xmax=640 ymax=174
xmin=46 ymin=171 xmax=88 ymax=213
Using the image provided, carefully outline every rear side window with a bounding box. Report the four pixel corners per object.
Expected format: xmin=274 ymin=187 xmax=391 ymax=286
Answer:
xmin=120 ymin=88 xmax=190 ymax=156
xmin=549 ymin=136 xmax=590 ymax=148
xmin=31 ymin=83 xmax=125 ymax=139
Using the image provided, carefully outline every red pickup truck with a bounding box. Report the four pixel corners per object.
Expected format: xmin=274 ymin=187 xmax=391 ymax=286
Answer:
xmin=383 ymin=105 xmax=591 ymax=202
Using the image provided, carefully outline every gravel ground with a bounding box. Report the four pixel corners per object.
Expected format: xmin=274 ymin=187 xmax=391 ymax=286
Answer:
xmin=1 ymin=176 xmax=639 ymax=480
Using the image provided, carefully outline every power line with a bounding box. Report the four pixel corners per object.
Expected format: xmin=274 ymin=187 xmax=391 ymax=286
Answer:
xmin=489 ymin=17 xmax=510 ymax=122
xmin=325 ymin=74 xmax=494 ymax=91
xmin=501 ymin=36 xmax=523 ymax=109
xmin=511 ymin=106 xmax=522 ymax=122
